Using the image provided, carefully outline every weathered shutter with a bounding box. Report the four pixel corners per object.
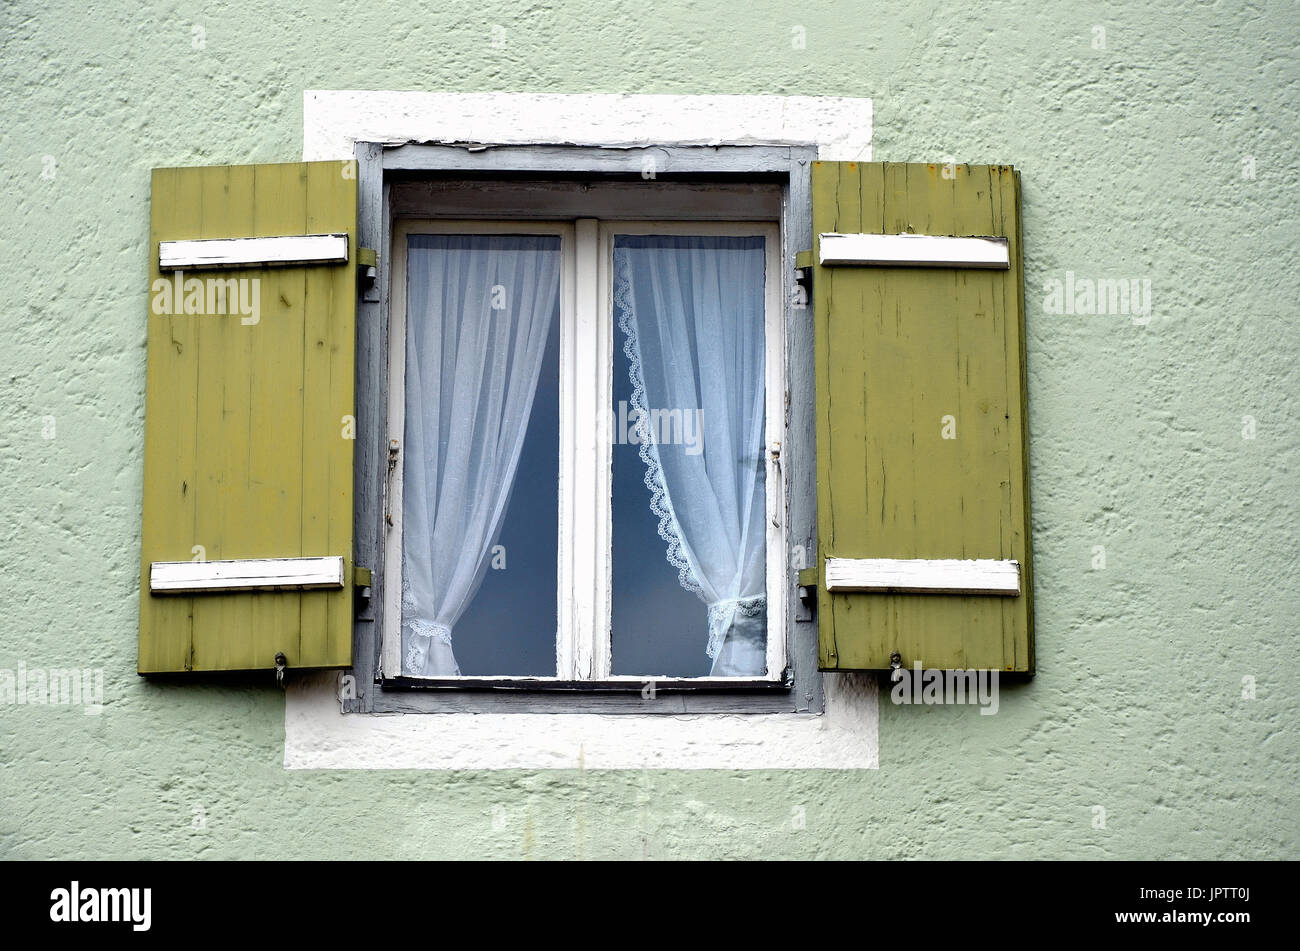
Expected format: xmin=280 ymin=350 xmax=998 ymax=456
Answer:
xmin=811 ymin=162 xmax=1033 ymax=672
xmin=139 ymin=162 xmax=358 ymax=673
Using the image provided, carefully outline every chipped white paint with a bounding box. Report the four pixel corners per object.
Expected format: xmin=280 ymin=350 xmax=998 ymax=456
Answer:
xmin=824 ymin=557 xmax=1021 ymax=595
xmin=150 ymin=556 xmax=345 ymax=593
xmin=159 ymin=233 xmax=349 ymax=270
xmin=819 ymin=232 xmax=1010 ymax=268
xmin=303 ymin=91 xmax=872 ymax=162
xmin=291 ymin=91 xmax=877 ymax=770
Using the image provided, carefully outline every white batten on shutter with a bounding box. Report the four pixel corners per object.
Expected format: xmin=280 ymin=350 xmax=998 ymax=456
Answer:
xmin=823 ymin=558 xmax=1021 ymax=596
xmin=819 ymin=232 xmax=1010 ymax=268
xmin=150 ymin=556 xmax=346 ymax=594
xmin=159 ymin=233 xmax=349 ymax=270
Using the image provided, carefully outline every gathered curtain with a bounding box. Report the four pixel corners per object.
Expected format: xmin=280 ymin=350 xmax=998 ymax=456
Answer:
xmin=614 ymin=235 xmax=769 ymax=676
xmin=401 ymin=234 xmax=562 ymax=676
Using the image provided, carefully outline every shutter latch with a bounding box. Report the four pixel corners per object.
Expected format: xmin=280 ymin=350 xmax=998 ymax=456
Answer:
xmin=385 ymin=440 xmax=399 ymax=526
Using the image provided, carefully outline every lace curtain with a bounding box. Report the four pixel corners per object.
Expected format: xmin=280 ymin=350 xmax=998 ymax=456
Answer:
xmin=401 ymin=234 xmax=562 ymax=676
xmin=614 ymin=235 xmax=769 ymax=676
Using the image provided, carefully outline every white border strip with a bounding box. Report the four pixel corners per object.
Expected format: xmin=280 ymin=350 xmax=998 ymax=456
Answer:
xmin=819 ymin=232 xmax=1009 ymax=269
xmin=292 ymin=90 xmax=877 ymax=770
xmin=285 ymin=671 xmax=878 ymax=770
xmin=304 ymin=92 xmax=872 ymax=162
xmin=824 ymin=557 xmax=1020 ymax=596
xmin=159 ymin=233 xmax=349 ymax=270
xmin=150 ymin=556 xmax=345 ymax=593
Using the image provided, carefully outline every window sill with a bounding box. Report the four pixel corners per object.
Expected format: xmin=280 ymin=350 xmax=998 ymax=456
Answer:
xmin=370 ymin=672 xmax=800 ymax=715
xmin=284 ymin=671 xmax=879 ymax=770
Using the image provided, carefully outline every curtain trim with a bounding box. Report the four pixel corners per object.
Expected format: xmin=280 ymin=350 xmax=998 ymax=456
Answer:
xmin=613 ymin=249 xmax=703 ymax=598
xmin=706 ymin=595 xmax=767 ymax=660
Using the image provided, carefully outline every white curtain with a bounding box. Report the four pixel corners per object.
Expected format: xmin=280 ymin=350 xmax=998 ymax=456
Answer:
xmin=401 ymin=234 xmax=561 ymax=676
xmin=614 ymin=235 xmax=768 ymax=676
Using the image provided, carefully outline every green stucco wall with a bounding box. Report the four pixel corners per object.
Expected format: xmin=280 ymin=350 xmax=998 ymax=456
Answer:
xmin=1 ymin=0 xmax=1295 ymax=859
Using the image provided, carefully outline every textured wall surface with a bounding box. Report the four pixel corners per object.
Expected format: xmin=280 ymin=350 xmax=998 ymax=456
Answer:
xmin=1 ymin=0 xmax=1296 ymax=859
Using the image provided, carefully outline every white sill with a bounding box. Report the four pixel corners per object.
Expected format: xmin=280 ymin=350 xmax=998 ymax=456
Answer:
xmin=379 ymin=675 xmax=788 ymax=687
xmin=284 ymin=671 xmax=878 ymax=770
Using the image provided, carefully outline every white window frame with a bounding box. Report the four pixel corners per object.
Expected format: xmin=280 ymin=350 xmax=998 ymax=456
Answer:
xmin=382 ymin=215 xmax=786 ymax=684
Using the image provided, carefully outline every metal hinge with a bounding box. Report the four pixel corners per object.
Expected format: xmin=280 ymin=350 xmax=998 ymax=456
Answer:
xmin=793 ymin=249 xmax=814 ymax=311
xmin=796 ymin=566 xmax=817 ymax=622
xmin=358 ymin=247 xmax=379 ymax=302
xmin=352 ymin=565 xmax=375 ymax=623
xmin=357 ymin=247 xmax=377 ymax=280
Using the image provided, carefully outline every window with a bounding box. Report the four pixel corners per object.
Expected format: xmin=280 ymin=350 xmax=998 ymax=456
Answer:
xmin=305 ymin=142 xmax=825 ymax=718
xmin=382 ymin=213 xmax=785 ymax=685
xmin=137 ymin=133 xmax=1026 ymax=744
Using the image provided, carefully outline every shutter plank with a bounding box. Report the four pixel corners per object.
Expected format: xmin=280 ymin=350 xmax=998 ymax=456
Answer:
xmin=301 ymin=161 xmax=356 ymax=668
xmin=139 ymin=168 xmax=200 ymax=673
xmin=191 ymin=165 xmax=252 ymax=670
xmin=240 ymin=163 xmax=309 ymax=668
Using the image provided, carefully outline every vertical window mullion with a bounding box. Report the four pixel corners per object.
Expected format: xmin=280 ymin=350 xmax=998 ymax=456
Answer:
xmin=559 ymin=218 xmax=609 ymax=679
xmin=380 ymin=229 xmax=409 ymax=680
xmin=763 ymin=222 xmax=788 ymax=680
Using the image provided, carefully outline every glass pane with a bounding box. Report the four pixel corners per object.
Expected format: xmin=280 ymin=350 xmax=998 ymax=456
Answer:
xmin=610 ymin=234 xmax=769 ymax=678
xmin=401 ymin=233 xmax=561 ymax=677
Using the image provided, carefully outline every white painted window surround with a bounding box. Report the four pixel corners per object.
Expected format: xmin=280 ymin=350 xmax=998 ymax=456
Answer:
xmin=289 ymin=91 xmax=876 ymax=770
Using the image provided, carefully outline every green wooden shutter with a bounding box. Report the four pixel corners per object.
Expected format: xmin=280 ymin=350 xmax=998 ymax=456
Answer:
xmin=139 ymin=162 xmax=357 ymax=673
xmin=811 ymin=161 xmax=1034 ymax=672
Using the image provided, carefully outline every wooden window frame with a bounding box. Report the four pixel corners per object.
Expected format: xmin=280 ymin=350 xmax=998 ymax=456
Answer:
xmin=348 ymin=143 xmax=823 ymax=715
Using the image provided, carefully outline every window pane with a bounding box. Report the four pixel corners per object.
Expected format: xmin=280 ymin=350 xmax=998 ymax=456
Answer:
xmin=610 ymin=234 xmax=769 ymax=678
xmin=401 ymin=234 xmax=561 ymax=677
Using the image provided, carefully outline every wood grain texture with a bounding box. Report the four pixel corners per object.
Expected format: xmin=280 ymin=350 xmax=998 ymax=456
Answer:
xmin=812 ymin=161 xmax=1033 ymax=672
xmin=139 ymin=161 xmax=357 ymax=673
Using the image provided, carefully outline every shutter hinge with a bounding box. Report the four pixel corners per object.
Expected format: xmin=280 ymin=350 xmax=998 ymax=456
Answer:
xmin=353 ymin=565 xmax=374 ymax=621
xmin=796 ymin=565 xmax=817 ymax=622
xmin=793 ymin=250 xmax=813 ymax=311
xmin=358 ymin=247 xmax=379 ymax=302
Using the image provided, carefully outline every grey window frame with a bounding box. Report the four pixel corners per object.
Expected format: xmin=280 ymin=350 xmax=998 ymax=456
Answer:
xmin=346 ymin=142 xmax=822 ymax=715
